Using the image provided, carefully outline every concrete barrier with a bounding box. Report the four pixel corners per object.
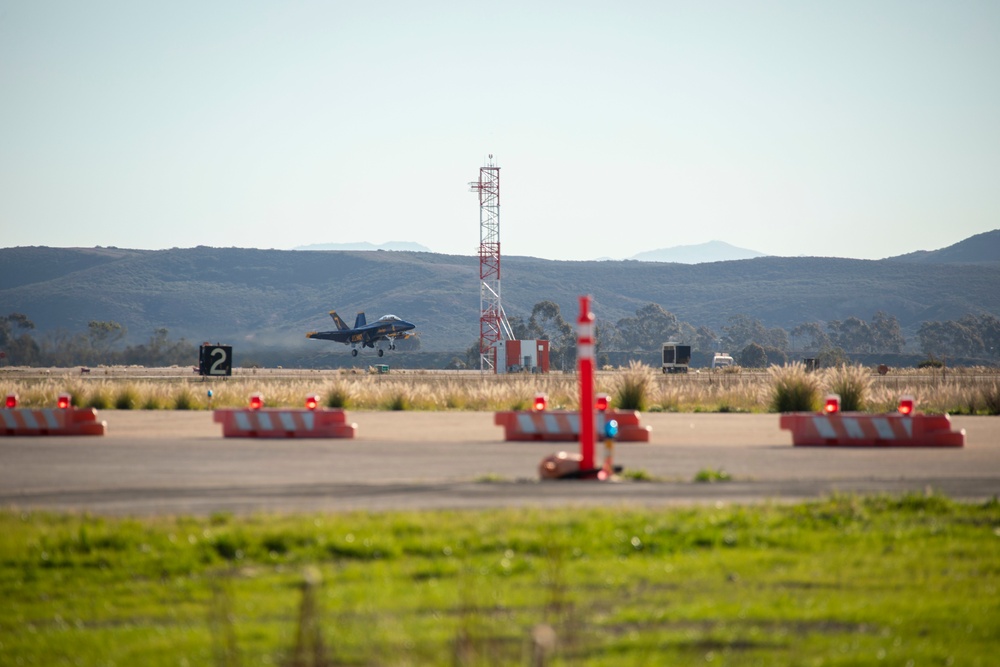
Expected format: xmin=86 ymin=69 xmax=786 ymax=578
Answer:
xmin=494 ymin=409 xmax=650 ymax=442
xmin=1 ymin=407 xmax=107 ymax=436
xmin=213 ymin=408 xmax=357 ymax=439
xmin=779 ymin=411 xmax=965 ymax=447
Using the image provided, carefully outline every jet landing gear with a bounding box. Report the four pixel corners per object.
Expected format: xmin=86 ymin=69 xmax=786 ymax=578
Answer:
xmin=377 ymin=349 xmax=384 ymax=357
xmin=351 ymin=349 xmax=358 ymax=357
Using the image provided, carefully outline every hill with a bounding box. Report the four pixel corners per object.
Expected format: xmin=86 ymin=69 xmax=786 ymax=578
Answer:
xmin=293 ymin=241 xmax=432 ymax=252
xmin=2 ymin=243 xmax=999 ymax=359
xmin=629 ymin=240 xmax=767 ymax=263
xmin=887 ymin=229 xmax=1000 ymax=264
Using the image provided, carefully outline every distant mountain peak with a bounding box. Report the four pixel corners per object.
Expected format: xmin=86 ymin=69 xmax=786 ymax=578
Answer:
xmin=294 ymin=241 xmax=432 ymax=252
xmin=887 ymin=229 xmax=1000 ymax=264
xmin=629 ymin=240 xmax=767 ymax=264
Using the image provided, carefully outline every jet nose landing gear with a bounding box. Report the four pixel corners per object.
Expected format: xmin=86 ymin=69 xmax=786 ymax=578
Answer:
xmin=377 ymin=348 xmax=384 ymax=357
xmin=351 ymin=349 xmax=358 ymax=357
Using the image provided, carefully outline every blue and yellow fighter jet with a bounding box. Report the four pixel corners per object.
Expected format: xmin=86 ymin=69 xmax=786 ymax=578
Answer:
xmin=306 ymin=311 xmax=416 ymax=357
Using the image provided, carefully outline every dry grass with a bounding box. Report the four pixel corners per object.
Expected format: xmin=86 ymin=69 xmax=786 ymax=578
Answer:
xmin=1 ymin=365 xmax=999 ymax=414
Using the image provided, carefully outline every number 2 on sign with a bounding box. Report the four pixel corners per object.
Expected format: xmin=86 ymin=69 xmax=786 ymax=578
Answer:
xmin=209 ymin=347 xmax=227 ymax=375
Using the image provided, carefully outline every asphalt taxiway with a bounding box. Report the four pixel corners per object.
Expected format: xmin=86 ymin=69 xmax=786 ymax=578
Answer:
xmin=1 ymin=411 xmax=996 ymax=515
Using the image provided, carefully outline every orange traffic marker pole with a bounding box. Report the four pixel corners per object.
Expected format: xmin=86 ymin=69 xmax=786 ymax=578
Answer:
xmin=577 ymin=295 xmax=595 ymax=472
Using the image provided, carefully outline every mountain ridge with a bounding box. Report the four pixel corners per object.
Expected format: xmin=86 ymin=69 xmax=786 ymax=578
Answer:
xmin=2 ymin=232 xmax=998 ymax=356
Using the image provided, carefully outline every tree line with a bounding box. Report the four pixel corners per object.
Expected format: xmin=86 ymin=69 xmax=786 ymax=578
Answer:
xmin=0 ymin=314 xmax=196 ymax=367
xmin=4 ymin=307 xmax=999 ymax=370
xmin=458 ymin=303 xmax=1000 ymax=370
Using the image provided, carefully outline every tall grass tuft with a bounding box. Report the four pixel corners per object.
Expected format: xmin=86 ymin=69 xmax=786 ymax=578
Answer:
xmin=769 ymin=363 xmax=821 ymax=412
xmin=114 ymin=384 xmax=140 ymax=410
xmin=324 ymin=382 xmax=351 ymax=409
xmin=387 ymin=389 xmax=411 ymax=411
xmin=824 ymin=364 xmax=872 ymax=412
xmin=172 ymin=387 xmax=198 ymax=410
xmin=982 ymin=382 xmax=1000 ymax=416
xmin=141 ymin=394 xmax=165 ymax=410
xmin=85 ymin=385 xmax=112 ymax=410
xmin=614 ymin=360 xmax=652 ymax=411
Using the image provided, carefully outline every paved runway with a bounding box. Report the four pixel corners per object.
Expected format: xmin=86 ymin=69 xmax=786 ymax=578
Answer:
xmin=1 ymin=411 xmax=997 ymax=515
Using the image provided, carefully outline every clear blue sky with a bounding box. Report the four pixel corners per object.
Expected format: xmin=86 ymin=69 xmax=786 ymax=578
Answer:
xmin=2 ymin=1 xmax=997 ymax=261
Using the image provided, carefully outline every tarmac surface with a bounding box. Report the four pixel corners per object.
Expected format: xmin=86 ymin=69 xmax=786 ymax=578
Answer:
xmin=1 ymin=411 xmax=997 ymax=516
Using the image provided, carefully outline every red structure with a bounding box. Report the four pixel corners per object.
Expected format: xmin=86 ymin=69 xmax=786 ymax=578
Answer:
xmin=502 ymin=339 xmax=550 ymax=373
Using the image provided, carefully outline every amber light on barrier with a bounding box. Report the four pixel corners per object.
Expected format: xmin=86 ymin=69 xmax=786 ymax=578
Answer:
xmin=533 ymin=393 xmax=547 ymax=411
xmin=249 ymin=393 xmax=264 ymax=410
xmin=5 ymin=394 xmax=17 ymax=409
xmin=305 ymin=394 xmax=319 ymax=411
xmin=595 ymin=393 xmax=609 ymax=411
xmin=823 ymin=394 xmax=840 ymax=414
xmin=898 ymin=395 xmax=915 ymax=416
xmin=57 ymin=394 xmax=71 ymax=409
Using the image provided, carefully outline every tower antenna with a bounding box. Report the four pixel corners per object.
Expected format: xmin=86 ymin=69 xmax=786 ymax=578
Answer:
xmin=469 ymin=154 xmax=513 ymax=372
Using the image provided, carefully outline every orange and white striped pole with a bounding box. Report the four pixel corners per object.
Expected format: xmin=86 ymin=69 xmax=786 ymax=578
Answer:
xmin=577 ymin=295 xmax=596 ymax=471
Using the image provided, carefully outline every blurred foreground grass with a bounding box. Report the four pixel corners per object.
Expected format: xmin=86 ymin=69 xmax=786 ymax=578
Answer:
xmin=1 ymin=493 xmax=998 ymax=666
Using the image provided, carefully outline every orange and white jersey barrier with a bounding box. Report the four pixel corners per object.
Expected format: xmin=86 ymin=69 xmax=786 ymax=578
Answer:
xmin=1 ymin=407 xmax=107 ymax=436
xmin=494 ymin=409 xmax=650 ymax=443
xmin=213 ymin=408 xmax=357 ymax=439
xmin=779 ymin=412 xmax=964 ymax=447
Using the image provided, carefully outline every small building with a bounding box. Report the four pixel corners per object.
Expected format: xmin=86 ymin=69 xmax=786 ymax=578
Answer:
xmin=497 ymin=339 xmax=550 ymax=374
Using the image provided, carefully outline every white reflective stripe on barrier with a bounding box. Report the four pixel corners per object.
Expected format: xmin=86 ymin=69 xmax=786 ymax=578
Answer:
xmin=566 ymin=414 xmax=580 ymax=431
xmin=813 ymin=417 xmax=837 ymax=439
xmin=42 ymin=409 xmax=61 ymax=428
xmin=2 ymin=409 xmax=60 ymax=430
xmin=872 ymin=418 xmax=895 ymax=440
xmin=516 ymin=413 xmax=538 ymax=433
xmin=843 ymin=418 xmax=866 ymax=439
xmin=543 ymin=413 xmax=562 ymax=432
xmin=234 ymin=411 xmax=252 ymax=431
xmin=257 ymin=413 xmax=273 ymax=431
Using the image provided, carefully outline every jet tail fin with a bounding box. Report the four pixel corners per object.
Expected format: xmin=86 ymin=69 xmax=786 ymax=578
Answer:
xmin=329 ymin=311 xmax=350 ymax=330
xmin=354 ymin=312 xmax=367 ymax=329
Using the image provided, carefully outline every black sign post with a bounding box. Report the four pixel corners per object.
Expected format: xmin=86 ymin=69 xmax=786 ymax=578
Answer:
xmin=199 ymin=344 xmax=233 ymax=377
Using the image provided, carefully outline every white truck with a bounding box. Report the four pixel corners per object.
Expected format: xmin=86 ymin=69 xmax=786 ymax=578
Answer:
xmin=711 ymin=352 xmax=735 ymax=370
xmin=661 ymin=342 xmax=692 ymax=374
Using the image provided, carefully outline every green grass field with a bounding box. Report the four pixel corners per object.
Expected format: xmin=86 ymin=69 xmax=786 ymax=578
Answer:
xmin=1 ymin=494 xmax=998 ymax=666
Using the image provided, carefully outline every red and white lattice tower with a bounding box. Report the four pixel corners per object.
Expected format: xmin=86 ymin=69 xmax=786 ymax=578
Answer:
xmin=469 ymin=154 xmax=512 ymax=371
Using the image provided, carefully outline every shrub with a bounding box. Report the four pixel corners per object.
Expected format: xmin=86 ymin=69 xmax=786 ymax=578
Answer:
xmin=387 ymin=390 xmax=411 ymax=411
xmin=85 ymin=387 xmax=112 ymax=410
xmin=614 ymin=361 xmax=652 ymax=411
xmin=173 ymin=388 xmax=197 ymax=410
xmin=982 ymin=382 xmax=1000 ymax=416
xmin=114 ymin=385 xmax=139 ymax=410
xmin=325 ymin=384 xmax=351 ymax=409
xmin=141 ymin=395 xmax=164 ymax=410
xmin=768 ymin=363 xmax=821 ymax=412
xmin=824 ymin=364 xmax=872 ymax=412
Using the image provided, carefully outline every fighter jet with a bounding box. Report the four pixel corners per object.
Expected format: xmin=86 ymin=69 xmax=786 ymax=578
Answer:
xmin=306 ymin=311 xmax=416 ymax=357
